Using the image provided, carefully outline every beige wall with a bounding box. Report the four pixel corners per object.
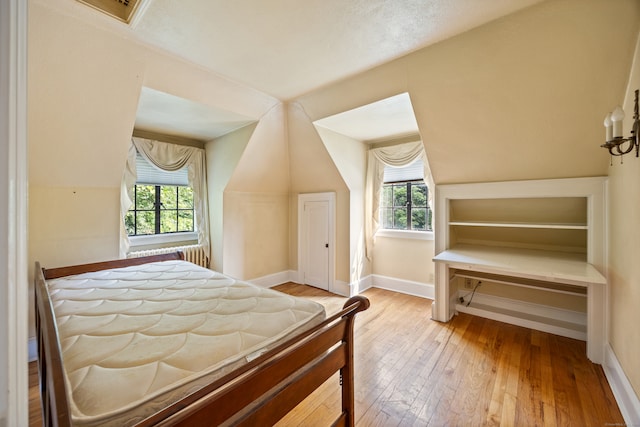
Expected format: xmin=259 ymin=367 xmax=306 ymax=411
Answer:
xmin=222 ymin=104 xmax=290 ymax=280
xmin=287 ymin=102 xmax=351 ymax=283
xmin=27 ymin=2 xmax=279 ymax=334
xmin=205 ymin=123 xmax=257 ymax=272
xmin=28 ymin=0 xmax=278 ymax=266
xmin=315 ymin=126 xmax=371 ymax=284
xmin=372 ymin=236 xmax=434 ymax=284
xmin=290 ymin=0 xmax=640 ymax=295
xmin=608 ymin=30 xmax=640 ymax=399
xmin=26 ymin=1 xmax=640 ymax=407
xmin=223 ymin=192 xmax=290 ymax=280
xmin=296 ymin=0 xmax=638 ymax=185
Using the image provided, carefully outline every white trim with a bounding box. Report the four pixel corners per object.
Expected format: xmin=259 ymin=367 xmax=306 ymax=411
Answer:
xmin=333 ymin=280 xmax=354 ymax=297
xmin=603 ymin=344 xmax=640 ymax=426
xmin=248 ymin=270 xmax=295 ymax=288
xmin=455 ymin=290 xmax=587 ymax=341
xmin=375 ymin=229 xmax=434 ymax=241
xmin=372 ymin=275 xmax=434 ymax=299
xmin=297 ymin=192 xmax=336 ymax=293
xmin=2 ymin=0 xmax=28 ymax=424
xmin=128 ymin=0 xmax=154 ymax=28
xmin=129 ymin=231 xmax=198 ymax=247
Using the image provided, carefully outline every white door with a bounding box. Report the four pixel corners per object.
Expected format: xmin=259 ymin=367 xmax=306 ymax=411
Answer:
xmin=303 ymin=200 xmax=330 ymax=290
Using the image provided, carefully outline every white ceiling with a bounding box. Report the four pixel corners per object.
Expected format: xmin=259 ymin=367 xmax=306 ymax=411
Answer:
xmin=132 ymin=0 xmax=544 ymax=101
xmin=135 ymin=87 xmax=256 ymax=140
xmin=314 ymin=92 xmax=419 ymax=142
xmin=123 ymin=0 xmax=544 ymax=140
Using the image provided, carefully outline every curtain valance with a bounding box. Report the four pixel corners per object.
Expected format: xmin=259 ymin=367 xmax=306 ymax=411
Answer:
xmin=364 ymin=141 xmax=434 ymax=259
xmin=119 ymin=138 xmax=210 ymax=260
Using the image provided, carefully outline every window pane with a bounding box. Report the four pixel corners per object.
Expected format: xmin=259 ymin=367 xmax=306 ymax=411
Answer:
xmin=393 ymin=185 xmax=407 ymax=207
xmin=411 ymin=208 xmax=427 ymax=230
xmin=381 ymin=185 xmax=392 ymax=207
xmin=136 ymin=185 xmax=155 ymax=210
xmin=160 ymin=186 xmax=177 ymax=209
xmin=178 ymin=210 xmax=194 ymax=232
xmin=160 ymin=210 xmax=177 ymax=233
xmin=380 ymin=207 xmax=393 ymax=229
xmin=136 ymin=211 xmax=155 ymax=235
xmin=178 ymin=187 xmax=194 ymax=209
xmin=125 ymin=211 xmax=135 ymax=235
xmin=393 ymin=208 xmax=407 ymax=229
xmin=412 ymin=184 xmax=427 ymax=207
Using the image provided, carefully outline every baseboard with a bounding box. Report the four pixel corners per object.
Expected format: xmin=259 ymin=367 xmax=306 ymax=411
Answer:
xmin=279 ymin=272 xmax=433 ymax=299
xmin=248 ymin=270 xmax=296 ymax=288
xmin=333 ymin=280 xmax=353 ymax=297
xmin=371 ymin=275 xmax=434 ymax=299
xmin=603 ymin=344 xmax=640 ymax=425
xmin=455 ymin=291 xmax=587 ymax=341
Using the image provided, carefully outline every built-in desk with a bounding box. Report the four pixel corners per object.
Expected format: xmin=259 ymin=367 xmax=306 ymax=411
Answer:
xmin=433 ymin=244 xmax=606 ymax=363
xmin=433 ymin=177 xmax=607 ymax=364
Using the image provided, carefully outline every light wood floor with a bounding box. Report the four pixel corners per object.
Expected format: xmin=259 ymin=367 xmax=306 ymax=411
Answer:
xmin=30 ymin=283 xmax=623 ymax=426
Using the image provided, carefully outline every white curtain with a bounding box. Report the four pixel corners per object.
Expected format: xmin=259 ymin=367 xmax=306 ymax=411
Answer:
xmin=364 ymin=140 xmax=434 ymax=259
xmin=119 ymin=137 xmax=211 ymax=259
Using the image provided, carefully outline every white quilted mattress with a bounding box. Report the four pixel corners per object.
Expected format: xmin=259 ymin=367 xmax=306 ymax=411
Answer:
xmin=45 ymin=260 xmax=326 ymax=427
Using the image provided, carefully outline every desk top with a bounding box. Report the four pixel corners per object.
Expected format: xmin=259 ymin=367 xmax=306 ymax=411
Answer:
xmin=433 ymin=244 xmax=606 ymax=286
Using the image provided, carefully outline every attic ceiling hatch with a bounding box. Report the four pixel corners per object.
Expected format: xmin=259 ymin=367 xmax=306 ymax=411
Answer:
xmin=76 ymin=0 xmax=151 ymax=24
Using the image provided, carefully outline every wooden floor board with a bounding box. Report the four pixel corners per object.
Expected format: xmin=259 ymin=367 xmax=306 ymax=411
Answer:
xmin=29 ymin=284 xmax=625 ymax=426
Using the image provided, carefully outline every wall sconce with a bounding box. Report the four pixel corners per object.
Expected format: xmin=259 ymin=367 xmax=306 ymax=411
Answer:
xmin=601 ymin=89 xmax=639 ymax=161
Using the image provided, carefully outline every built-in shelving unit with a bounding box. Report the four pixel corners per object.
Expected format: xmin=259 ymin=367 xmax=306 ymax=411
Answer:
xmin=432 ymin=177 xmax=607 ymax=363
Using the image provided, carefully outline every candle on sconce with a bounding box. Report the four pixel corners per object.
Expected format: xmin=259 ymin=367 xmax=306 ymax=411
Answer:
xmin=611 ymin=106 xmax=625 ymax=139
xmin=604 ymin=112 xmax=613 ymax=141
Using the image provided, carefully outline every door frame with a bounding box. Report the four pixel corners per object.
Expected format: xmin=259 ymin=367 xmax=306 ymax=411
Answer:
xmin=297 ymin=192 xmax=336 ymax=293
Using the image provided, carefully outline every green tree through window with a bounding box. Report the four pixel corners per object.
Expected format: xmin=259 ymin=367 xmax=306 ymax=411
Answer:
xmin=125 ymin=185 xmax=194 ymax=236
xmin=380 ymin=180 xmax=431 ymax=231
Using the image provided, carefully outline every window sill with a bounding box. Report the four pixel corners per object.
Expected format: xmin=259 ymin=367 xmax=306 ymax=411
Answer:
xmin=129 ymin=232 xmax=198 ymax=248
xmin=376 ymin=229 xmax=434 ymax=241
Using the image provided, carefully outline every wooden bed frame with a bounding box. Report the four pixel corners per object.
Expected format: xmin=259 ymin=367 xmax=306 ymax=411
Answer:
xmin=35 ymin=252 xmax=370 ymax=426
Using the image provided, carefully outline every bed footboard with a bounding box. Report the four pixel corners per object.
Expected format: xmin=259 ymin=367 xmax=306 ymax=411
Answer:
xmin=35 ymin=253 xmax=369 ymax=427
xmin=147 ymin=295 xmax=369 ymax=427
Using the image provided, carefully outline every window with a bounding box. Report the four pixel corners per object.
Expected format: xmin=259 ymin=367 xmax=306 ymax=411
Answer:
xmin=379 ymin=159 xmax=432 ymax=232
xmin=125 ymin=185 xmax=194 ymax=236
xmin=125 ymin=151 xmax=195 ymax=237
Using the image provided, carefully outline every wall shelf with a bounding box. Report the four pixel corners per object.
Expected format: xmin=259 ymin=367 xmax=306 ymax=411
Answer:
xmin=448 ymin=221 xmax=588 ymax=230
xmin=432 ymin=177 xmax=607 ymax=363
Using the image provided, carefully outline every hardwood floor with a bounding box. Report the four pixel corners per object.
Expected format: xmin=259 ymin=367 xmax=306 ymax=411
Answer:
xmin=29 ymin=283 xmax=623 ymax=426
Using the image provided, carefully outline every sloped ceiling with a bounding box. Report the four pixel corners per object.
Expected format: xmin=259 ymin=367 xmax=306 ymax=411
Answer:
xmin=314 ymin=93 xmax=418 ymax=143
xmin=135 ymin=87 xmax=256 ymax=141
xmin=112 ymin=0 xmax=543 ymax=100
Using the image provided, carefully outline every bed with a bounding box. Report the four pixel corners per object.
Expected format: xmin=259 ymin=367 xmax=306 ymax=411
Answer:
xmin=35 ymin=252 xmax=369 ymax=426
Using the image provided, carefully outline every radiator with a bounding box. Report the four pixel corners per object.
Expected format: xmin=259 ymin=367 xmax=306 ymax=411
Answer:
xmin=128 ymin=244 xmax=209 ymax=268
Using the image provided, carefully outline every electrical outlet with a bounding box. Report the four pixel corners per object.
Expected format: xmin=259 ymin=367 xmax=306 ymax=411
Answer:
xmin=464 ymin=278 xmax=474 ymax=289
